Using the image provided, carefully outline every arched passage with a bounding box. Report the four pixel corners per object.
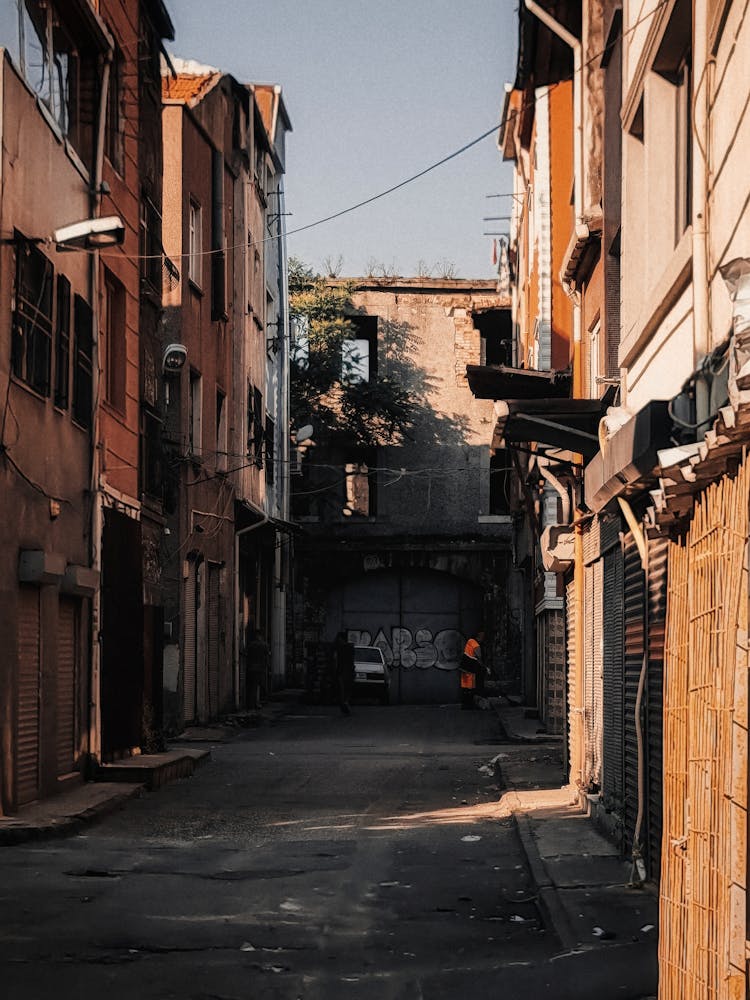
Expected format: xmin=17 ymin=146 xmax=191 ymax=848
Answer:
xmin=325 ymin=568 xmax=484 ymax=704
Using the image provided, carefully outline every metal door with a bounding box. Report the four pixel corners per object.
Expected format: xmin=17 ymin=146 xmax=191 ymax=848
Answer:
xmin=207 ymin=563 xmax=221 ymax=720
xmin=56 ymin=597 xmax=77 ymax=776
xmin=183 ymin=561 xmax=197 ymax=724
xmin=17 ymin=586 xmax=41 ymax=806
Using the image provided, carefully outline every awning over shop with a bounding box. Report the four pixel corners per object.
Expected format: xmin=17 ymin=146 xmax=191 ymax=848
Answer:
xmin=466 ymin=364 xmax=571 ymax=400
xmin=584 ymin=400 xmax=673 ymax=513
xmin=491 ymin=398 xmax=605 ymax=458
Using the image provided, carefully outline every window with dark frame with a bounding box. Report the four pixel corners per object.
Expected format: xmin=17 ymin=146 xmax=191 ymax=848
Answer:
xmin=216 ymin=388 xmax=227 ymax=472
xmin=342 ymin=314 xmax=378 ymax=382
xmin=188 ymin=199 xmax=202 ymax=288
xmin=343 ymin=451 xmax=376 ymax=518
xmin=54 ymin=274 xmax=71 ymax=409
xmin=489 ymin=450 xmax=513 ymax=516
xmin=142 ymin=407 xmax=163 ymax=500
xmin=675 ymin=51 xmax=693 ymax=242
xmin=246 ymin=384 xmax=264 ymax=468
xmin=13 ymin=2 xmax=81 ymax=139
xmin=265 ymin=416 xmax=275 ymax=485
xmin=189 ymin=370 xmax=202 ymax=457
xmin=72 ymin=295 xmax=93 ymax=428
xmin=140 ymin=196 xmax=162 ymax=292
xmin=102 ymin=270 xmax=126 ymax=412
xmin=12 ymin=237 xmax=54 ymax=397
xmin=253 ymin=387 xmax=263 ymax=468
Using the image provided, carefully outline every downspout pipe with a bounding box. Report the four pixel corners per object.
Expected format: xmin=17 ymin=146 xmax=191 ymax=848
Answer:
xmin=619 ymin=496 xmax=649 ymax=885
xmin=523 ymin=0 xmax=584 ymax=392
xmin=692 ymin=0 xmax=710 ymax=418
xmin=524 ymin=0 xmax=585 ymax=785
xmin=538 ymin=457 xmax=571 ymax=524
xmin=88 ymin=48 xmax=113 ymax=769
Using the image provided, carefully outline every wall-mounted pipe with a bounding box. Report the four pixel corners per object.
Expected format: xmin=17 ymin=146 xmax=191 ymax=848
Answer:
xmin=538 ymin=457 xmax=571 ymax=524
xmin=88 ymin=48 xmax=113 ymax=768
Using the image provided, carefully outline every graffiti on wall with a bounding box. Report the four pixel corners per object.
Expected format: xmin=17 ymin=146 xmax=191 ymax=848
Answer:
xmin=346 ymin=627 xmax=465 ymax=671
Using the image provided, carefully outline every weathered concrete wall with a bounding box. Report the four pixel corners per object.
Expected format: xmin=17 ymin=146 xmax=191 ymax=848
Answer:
xmin=293 ymin=278 xmax=525 ymax=703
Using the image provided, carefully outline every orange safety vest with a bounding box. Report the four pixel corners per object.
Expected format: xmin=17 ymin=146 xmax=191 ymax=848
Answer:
xmin=461 ymin=637 xmax=480 ymax=689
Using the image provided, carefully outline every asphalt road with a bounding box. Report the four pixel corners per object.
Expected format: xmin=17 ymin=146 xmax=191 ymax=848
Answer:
xmin=0 ymin=702 xmax=655 ymax=999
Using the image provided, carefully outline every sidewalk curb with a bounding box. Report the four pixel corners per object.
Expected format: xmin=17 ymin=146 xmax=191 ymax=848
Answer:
xmin=0 ymin=784 xmax=143 ymax=847
xmin=513 ymin=809 xmax=579 ymax=951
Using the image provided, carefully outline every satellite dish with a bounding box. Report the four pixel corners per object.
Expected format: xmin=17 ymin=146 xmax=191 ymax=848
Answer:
xmin=295 ymin=424 xmax=314 ymax=444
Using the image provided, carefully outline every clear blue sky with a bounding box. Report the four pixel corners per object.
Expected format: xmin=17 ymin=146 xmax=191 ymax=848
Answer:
xmin=169 ymin=1 xmax=517 ymax=279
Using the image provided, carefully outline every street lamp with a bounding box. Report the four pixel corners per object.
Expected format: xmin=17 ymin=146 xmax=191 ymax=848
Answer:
xmin=53 ymin=216 xmax=125 ymax=251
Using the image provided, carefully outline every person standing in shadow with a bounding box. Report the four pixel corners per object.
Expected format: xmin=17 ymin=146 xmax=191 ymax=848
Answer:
xmin=334 ymin=631 xmax=355 ymax=715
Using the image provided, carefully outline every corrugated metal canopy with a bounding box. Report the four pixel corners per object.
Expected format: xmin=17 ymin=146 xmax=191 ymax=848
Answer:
xmin=492 ymin=397 xmax=605 ymax=458
xmin=467 ymin=364 xmax=571 ymax=400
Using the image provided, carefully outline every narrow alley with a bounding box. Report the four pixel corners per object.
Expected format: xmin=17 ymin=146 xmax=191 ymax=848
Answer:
xmin=0 ymin=703 xmax=657 ymax=999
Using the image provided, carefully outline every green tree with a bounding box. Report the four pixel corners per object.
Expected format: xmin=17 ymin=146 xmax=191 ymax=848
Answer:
xmin=289 ymin=258 xmax=415 ymax=447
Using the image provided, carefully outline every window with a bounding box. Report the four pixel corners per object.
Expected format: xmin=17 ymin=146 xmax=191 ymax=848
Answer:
xmin=54 ymin=274 xmax=70 ymax=409
xmin=188 ymin=199 xmax=202 ymax=288
xmin=265 ymin=417 xmax=275 ymax=485
xmin=11 ymin=1 xmax=80 ymax=138
xmin=343 ymin=454 xmax=376 ymax=517
xmin=12 ymin=238 xmax=53 ymax=396
xmin=211 ymin=150 xmax=227 ymax=321
xmin=588 ymin=318 xmax=602 ymax=399
xmin=189 ymin=370 xmax=202 ymax=457
xmin=102 ymin=271 xmax=126 ymax=412
xmin=254 ymin=141 xmax=267 ymax=201
xmin=106 ymin=48 xmax=124 ymax=173
xmin=216 ymin=389 xmax=227 ymax=472
xmin=246 ymin=383 xmax=264 ymax=467
xmin=253 ymin=387 xmax=263 ymax=468
xmin=489 ymin=450 xmax=513 ymax=516
xmin=142 ymin=408 xmax=163 ymax=500
xmin=72 ymin=295 xmax=93 ymax=428
xmin=675 ymin=53 xmax=692 ymax=242
xmin=140 ymin=196 xmax=162 ymax=292
xmin=342 ymin=314 xmax=377 ymax=382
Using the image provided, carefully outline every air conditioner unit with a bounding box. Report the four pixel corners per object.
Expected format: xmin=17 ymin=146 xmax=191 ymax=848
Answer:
xmin=290 ymin=446 xmax=303 ymax=476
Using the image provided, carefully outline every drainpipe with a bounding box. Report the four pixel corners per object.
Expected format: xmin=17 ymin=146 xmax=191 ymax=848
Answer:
xmin=524 ymin=0 xmax=584 ymax=395
xmin=88 ymin=48 xmax=113 ymax=768
xmin=618 ymin=497 xmax=649 ymax=885
xmin=538 ymin=457 xmax=571 ymax=525
xmin=234 ymin=504 xmax=269 ymax=709
xmin=692 ymin=0 xmax=710 ymax=419
xmin=276 ymin=178 xmax=291 ymax=686
xmin=524 ymin=0 xmax=585 ymax=788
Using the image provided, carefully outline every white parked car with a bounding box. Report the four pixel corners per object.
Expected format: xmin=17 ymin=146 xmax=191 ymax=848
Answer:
xmin=353 ymin=645 xmax=390 ymax=705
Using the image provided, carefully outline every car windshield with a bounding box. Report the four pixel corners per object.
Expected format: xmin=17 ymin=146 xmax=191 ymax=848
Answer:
xmin=354 ymin=647 xmax=383 ymax=663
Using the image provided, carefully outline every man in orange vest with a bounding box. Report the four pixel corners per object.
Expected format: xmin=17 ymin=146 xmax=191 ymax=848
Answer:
xmin=460 ymin=630 xmax=484 ymax=709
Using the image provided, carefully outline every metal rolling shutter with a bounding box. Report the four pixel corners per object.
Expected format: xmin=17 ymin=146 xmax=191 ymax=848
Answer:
xmin=602 ymin=544 xmax=625 ymax=825
xmin=183 ymin=563 xmax=197 ymax=724
xmin=56 ymin=598 xmax=77 ymax=776
xmin=17 ymin=587 xmax=41 ymax=806
xmin=592 ymin=559 xmax=604 ymax=788
xmin=646 ymin=535 xmax=668 ymax=882
xmin=207 ymin=564 xmax=220 ymax=720
xmin=583 ymin=563 xmax=595 ymax=788
xmin=565 ymin=574 xmax=576 ymax=774
xmin=623 ymin=532 xmax=645 ymax=860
